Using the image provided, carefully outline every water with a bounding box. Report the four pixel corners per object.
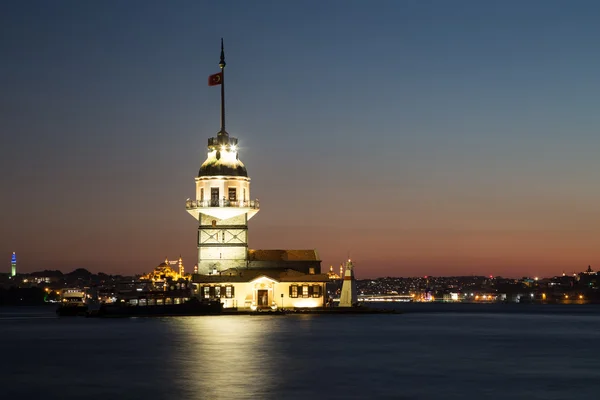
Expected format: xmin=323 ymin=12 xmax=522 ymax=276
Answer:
xmin=1 ymin=304 xmax=599 ymax=400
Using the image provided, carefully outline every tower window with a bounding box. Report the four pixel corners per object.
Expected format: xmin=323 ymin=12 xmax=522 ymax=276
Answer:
xmin=228 ymin=187 xmax=237 ymax=201
xmin=200 ymin=188 xmax=204 ymax=201
xmin=211 ymin=188 xmax=219 ymax=206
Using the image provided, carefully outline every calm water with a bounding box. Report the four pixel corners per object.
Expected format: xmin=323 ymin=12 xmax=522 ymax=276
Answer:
xmin=1 ymin=304 xmax=599 ymax=400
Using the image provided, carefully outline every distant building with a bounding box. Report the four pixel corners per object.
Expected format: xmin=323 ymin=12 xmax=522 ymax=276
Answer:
xmin=187 ymin=42 xmax=327 ymax=309
xmin=140 ymin=257 xmax=189 ymax=291
xmin=11 ymin=252 xmax=16 ymax=277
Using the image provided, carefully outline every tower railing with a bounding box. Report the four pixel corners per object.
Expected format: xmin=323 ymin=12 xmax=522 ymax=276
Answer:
xmin=185 ymin=199 xmax=260 ymax=210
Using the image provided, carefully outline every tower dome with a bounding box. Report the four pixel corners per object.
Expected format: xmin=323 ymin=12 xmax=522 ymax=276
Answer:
xmin=198 ymin=133 xmax=247 ymax=177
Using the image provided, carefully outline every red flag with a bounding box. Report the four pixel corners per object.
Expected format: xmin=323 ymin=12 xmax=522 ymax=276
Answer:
xmin=208 ymin=72 xmax=223 ymax=86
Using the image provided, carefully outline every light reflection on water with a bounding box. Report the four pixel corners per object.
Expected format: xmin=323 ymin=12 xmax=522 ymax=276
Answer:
xmin=1 ymin=306 xmax=600 ymax=400
xmin=169 ymin=316 xmax=286 ymax=399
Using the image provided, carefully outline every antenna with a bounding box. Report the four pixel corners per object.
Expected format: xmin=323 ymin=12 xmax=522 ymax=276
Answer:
xmin=219 ymin=38 xmax=226 ymax=135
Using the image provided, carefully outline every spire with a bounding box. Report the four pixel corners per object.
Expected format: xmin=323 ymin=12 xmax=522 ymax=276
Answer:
xmin=219 ymin=38 xmax=226 ymax=136
xmin=219 ymin=38 xmax=226 ymax=69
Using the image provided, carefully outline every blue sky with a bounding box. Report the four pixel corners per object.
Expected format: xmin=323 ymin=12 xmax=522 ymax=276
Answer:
xmin=2 ymin=0 xmax=600 ymax=277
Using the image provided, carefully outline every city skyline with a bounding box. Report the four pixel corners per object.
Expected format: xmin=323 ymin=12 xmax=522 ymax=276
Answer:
xmin=3 ymin=1 xmax=600 ymax=278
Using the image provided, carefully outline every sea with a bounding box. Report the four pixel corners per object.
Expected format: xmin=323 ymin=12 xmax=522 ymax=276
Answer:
xmin=1 ymin=303 xmax=599 ymax=400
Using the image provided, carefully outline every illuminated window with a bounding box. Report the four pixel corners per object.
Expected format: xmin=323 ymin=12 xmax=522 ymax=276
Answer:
xmin=229 ymin=188 xmax=236 ymax=201
xmin=312 ymin=285 xmax=321 ymax=298
xmin=203 ymin=287 xmax=210 ymax=299
xmin=290 ymin=285 xmax=298 ymax=298
xmin=215 ymin=286 xmax=221 ymax=298
xmin=226 ymin=286 xmax=232 ymax=298
xmin=302 ymin=286 xmax=309 ymax=298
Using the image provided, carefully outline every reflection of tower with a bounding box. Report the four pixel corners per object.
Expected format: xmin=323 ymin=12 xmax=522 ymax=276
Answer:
xmin=339 ymin=259 xmax=357 ymax=307
xmin=11 ymin=252 xmax=16 ymax=277
xmin=185 ymin=40 xmax=259 ymax=275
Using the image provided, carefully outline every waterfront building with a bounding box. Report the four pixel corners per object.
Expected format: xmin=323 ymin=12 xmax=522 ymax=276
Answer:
xmin=187 ymin=40 xmax=328 ymax=309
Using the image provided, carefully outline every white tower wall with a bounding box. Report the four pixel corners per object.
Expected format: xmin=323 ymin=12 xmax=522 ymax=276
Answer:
xmin=197 ymin=213 xmax=249 ymax=274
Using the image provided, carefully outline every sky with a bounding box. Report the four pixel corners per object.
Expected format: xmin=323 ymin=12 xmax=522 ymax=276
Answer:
xmin=2 ymin=0 xmax=600 ymax=278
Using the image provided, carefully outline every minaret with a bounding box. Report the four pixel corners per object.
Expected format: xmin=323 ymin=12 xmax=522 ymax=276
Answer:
xmin=10 ymin=252 xmax=16 ymax=277
xmin=178 ymin=256 xmax=184 ymax=278
xmin=186 ymin=39 xmax=259 ymax=275
xmin=339 ymin=259 xmax=357 ymax=307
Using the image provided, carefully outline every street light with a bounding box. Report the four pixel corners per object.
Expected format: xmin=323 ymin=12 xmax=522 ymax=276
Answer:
xmin=280 ymin=293 xmax=284 ymax=310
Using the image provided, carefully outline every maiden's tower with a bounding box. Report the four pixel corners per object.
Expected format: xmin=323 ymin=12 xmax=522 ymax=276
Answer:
xmin=185 ymin=40 xmax=328 ymax=310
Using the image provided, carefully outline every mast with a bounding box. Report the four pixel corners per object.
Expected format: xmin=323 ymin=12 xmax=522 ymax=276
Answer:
xmin=219 ymin=38 xmax=226 ymax=135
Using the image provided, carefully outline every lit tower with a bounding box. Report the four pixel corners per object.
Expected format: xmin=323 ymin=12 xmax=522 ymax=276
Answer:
xmin=339 ymin=259 xmax=357 ymax=307
xmin=178 ymin=256 xmax=184 ymax=278
xmin=11 ymin=252 xmax=16 ymax=277
xmin=186 ymin=39 xmax=259 ymax=275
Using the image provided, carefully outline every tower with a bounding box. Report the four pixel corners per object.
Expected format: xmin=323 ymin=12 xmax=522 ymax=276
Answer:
xmin=178 ymin=255 xmax=184 ymax=278
xmin=186 ymin=39 xmax=259 ymax=275
xmin=339 ymin=259 xmax=357 ymax=307
xmin=10 ymin=252 xmax=16 ymax=277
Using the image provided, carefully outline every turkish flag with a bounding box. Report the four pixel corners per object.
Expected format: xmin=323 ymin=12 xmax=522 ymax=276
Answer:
xmin=208 ymin=72 xmax=223 ymax=86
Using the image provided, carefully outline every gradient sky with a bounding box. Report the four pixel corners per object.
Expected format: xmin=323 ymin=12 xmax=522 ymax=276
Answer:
xmin=2 ymin=0 xmax=600 ymax=278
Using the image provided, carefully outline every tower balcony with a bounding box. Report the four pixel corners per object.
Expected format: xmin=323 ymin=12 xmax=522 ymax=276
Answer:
xmin=185 ymin=199 xmax=260 ymax=221
xmin=185 ymin=199 xmax=259 ymax=210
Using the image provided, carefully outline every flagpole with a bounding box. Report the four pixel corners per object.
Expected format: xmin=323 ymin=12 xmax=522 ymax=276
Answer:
xmin=219 ymin=38 xmax=226 ymax=135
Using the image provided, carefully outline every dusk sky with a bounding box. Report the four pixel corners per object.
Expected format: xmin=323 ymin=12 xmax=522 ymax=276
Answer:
xmin=2 ymin=0 xmax=600 ymax=278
